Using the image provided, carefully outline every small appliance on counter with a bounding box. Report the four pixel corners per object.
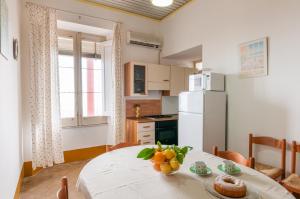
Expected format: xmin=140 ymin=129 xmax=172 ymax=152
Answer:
xmin=189 ymin=72 xmax=225 ymax=92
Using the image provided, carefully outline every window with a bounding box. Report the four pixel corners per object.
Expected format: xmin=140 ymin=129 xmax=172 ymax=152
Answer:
xmin=194 ymin=60 xmax=203 ymax=72
xmin=58 ymin=30 xmax=107 ymax=127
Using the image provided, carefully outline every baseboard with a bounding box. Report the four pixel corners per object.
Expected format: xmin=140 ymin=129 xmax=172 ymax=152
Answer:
xmin=24 ymin=145 xmax=107 ymax=177
xmin=24 ymin=161 xmax=43 ymax=177
xmin=64 ymin=145 xmax=107 ymax=163
xmin=14 ymin=166 xmax=24 ymax=199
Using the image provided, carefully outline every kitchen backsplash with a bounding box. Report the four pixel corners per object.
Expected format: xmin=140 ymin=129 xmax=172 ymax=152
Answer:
xmin=162 ymin=96 xmax=179 ymax=115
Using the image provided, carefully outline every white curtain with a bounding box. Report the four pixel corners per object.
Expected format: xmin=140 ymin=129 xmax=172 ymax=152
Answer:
xmin=26 ymin=3 xmax=64 ymax=169
xmin=111 ymin=23 xmax=125 ymax=144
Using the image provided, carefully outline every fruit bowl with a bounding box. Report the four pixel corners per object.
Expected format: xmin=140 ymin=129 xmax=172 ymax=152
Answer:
xmin=137 ymin=142 xmax=192 ymax=175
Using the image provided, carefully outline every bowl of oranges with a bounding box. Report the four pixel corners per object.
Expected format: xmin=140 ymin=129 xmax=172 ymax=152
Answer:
xmin=137 ymin=142 xmax=192 ymax=175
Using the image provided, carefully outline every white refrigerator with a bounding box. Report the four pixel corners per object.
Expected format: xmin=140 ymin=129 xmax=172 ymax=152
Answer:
xmin=178 ymin=91 xmax=226 ymax=152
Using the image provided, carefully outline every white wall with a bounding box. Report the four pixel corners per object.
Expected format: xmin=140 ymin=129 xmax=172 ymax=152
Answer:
xmin=0 ymin=0 xmax=22 ymax=198
xmin=21 ymin=0 xmax=161 ymax=161
xmin=162 ymin=96 xmax=179 ymax=115
xmin=161 ymin=0 xmax=300 ymax=173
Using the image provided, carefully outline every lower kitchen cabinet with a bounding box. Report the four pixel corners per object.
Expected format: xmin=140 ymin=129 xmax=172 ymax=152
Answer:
xmin=126 ymin=119 xmax=155 ymax=145
xmin=126 ymin=118 xmax=178 ymax=145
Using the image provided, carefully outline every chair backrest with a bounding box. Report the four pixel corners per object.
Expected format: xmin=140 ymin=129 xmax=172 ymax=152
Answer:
xmin=213 ymin=146 xmax=255 ymax=168
xmin=291 ymin=141 xmax=300 ymax=173
xmin=57 ymin=176 xmax=68 ymax=199
xmin=249 ymin=133 xmax=286 ymax=178
xmin=106 ymin=141 xmax=140 ymax=152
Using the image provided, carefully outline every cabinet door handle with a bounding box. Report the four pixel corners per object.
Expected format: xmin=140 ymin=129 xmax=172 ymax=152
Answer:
xmin=143 ymin=141 xmax=151 ymax=144
xmin=143 ymin=135 xmax=151 ymax=138
xmin=163 ymin=80 xmax=169 ymax=82
xmin=143 ymin=126 xmax=151 ymax=128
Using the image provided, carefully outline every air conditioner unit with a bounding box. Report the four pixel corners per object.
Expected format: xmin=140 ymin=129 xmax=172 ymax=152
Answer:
xmin=127 ymin=31 xmax=161 ymax=49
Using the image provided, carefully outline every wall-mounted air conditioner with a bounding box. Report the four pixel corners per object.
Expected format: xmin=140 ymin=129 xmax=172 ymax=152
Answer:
xmin=127 ymin=31 xmax=161 ymax=49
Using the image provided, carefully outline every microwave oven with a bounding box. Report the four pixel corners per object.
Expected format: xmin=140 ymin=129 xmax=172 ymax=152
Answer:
xmin=189 ymin=72 xmax=225 ymax=91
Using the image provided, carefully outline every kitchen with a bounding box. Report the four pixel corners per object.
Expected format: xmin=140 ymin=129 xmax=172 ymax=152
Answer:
xmin=124 ymin=49 xmax=227 ymax=153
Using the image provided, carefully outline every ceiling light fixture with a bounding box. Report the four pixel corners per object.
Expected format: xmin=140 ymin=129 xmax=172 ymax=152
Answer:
xmin=151 ymin=0 xmax=174 ymax=7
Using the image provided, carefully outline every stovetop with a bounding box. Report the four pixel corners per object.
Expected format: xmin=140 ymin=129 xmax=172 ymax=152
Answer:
xmin=146 ymin=115 xmax=175 ymax=119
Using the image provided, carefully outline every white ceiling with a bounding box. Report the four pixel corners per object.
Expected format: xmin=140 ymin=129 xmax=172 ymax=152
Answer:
xmin=88 ymin=0 xmax=191 ymax=20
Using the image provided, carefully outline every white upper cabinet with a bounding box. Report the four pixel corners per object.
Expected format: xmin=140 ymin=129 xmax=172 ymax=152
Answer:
xmin=147 ymin=64 xmax=170 ymax=90
xmin=125 ymin=61 xmax=190 ymax=96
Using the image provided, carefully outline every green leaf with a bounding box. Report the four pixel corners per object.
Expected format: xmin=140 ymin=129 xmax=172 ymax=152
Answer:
xmin=157 ymin=141 xmax=162 ymax=150
xmin=177 ymin=153 xmax=184 ymax=164
xmin=181 ymin=147 xmax=188 ymax=156
xmin=143 ymin=149 xmax=155 ymax=160
xmin=137 ymin=148 xmax=154 ymax=159
xmin=174 ymin=145 xmax=180 ymax=153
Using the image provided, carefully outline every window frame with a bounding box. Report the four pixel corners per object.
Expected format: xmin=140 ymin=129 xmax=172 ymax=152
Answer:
xmin=58 ymin=29 xmax=108 ymax=127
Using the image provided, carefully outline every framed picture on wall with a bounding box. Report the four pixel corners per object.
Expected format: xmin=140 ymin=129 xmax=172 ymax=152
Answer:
xmin=0 ymin=0 xmax=8 ymax=59
xmin=239 ymin=37 xmax=268 ymax=78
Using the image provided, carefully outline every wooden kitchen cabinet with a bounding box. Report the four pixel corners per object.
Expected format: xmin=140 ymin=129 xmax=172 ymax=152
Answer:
xmin=147 ymin=64 xmax=170 ymax=90
xmin=125 ymin=61 xmax=190 ymax=96
xmin=169 ymin=66 xmax=185 ymax=96
xmin=126 ymin=119 xmax=155 ymax=145
xmin=125 ymin=62 xmax=148 ymax=96
xmin=162 ymin=66 xmax=189 ymax=96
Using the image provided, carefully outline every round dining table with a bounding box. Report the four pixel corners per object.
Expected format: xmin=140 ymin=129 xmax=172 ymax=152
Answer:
xmin=76 ymin=146 xmax=295 ymax=199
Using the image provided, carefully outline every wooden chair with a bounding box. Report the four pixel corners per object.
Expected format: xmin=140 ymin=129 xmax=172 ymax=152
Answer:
xmin=249 ymin=133 xmax=286 ymax=180
xmin=213 ymin=146 xmax=255 ymax=168
xmin=282 ymin=141 xmax=300 ymax=194
xmin=106 ymin=141 xmax=141 ymax=152
xmin=57 ymin=176 xmax=68 ymax=199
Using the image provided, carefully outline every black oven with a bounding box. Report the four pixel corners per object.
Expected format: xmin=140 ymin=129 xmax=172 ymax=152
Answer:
xmin=155 ymin=120 xmax=178 ymax=145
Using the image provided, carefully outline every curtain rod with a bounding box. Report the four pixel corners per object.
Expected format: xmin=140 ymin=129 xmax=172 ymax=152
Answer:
xmin=28 ymin=2 xmax=121 ymax=24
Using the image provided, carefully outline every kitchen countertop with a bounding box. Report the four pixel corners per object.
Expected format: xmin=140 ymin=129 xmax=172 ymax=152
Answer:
xmin=126 ymin=115 xmax=178 ymax=123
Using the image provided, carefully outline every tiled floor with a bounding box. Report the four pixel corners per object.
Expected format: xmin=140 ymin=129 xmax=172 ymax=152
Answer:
xmin=21 ymin=160 xmax=88 ymax=199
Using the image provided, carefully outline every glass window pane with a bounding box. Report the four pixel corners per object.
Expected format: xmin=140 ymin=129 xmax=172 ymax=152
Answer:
xmin=81 ymin=57 xmax=103 ymax=69
xmin=82 ymin=40 xmax=96 ymax=55
xmin=195 ymin=62 xmax=203 ymax=71
xmin=60 ymin=93 xmax=75 ymax=118
xmin=58 ymin=36 xmax=75 ymax=120
xmin=81 ymin=68 xmax=104 ymax=93
xmin=59 ymin=67 xmax=74 ymax=93
xmin=59 ymin=55 xmax=74 ymax=68
xmin=58 ymin=37 xmax=73 ymax=55
xmin=81 ymin=39 xmax=103 ymax=69
xmin=82 ymin=93 xmax=104 ymax=117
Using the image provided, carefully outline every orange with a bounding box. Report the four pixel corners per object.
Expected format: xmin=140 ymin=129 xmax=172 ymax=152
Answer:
xmin=153 ymin=163 xmax=161 ymax=172
xmin=160 ymin=162 xmax=172 ymax=174
xmin=163 ymin=149 xmax=176 ymax=160
xmin=170 ymin=157 xmax=180 ymax=171
xmin=153 ymin=151 xmax=166 ymax=164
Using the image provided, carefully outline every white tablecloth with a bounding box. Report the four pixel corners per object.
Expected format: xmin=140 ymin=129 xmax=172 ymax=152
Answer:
xmin=77 ymin=146 xmax=294 ymax=199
